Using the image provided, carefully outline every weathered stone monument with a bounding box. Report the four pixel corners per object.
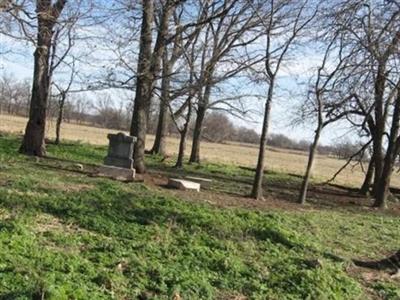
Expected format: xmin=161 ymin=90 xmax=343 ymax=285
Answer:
xmin=104 ymin=132 xmax=135 ymax=169
xmin=96 ymin=132 xmax=137 ymax=181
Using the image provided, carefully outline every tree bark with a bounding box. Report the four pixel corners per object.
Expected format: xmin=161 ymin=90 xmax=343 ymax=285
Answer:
xmin=130 ymin=0 xmax=154 ymax=174
xmin=360 ymin=157 xmax=374 ymax=195
xmin=189 ymin=82 xmax=212 ymax=164
xmin=298 ymin=124 xmax=321 ymax=204
xmin=374 ymin=91 xmax=400 ymax=208
xmin=150 ymin=51 xmax=171 ymax=156
xmin=251 ymin=81 xmax=274 ymax=199
xmin=371 ymin=64 xmax=386 ymax=195
xmin=55 ymin=91 xmax=66 ymax=145
xmin=175 ymin=102 xmax=192 ymax=168
xmin=19 ymin=0 xmax=67 ymax=156
xmin=189 ymin=104 xmax=206 ymax=164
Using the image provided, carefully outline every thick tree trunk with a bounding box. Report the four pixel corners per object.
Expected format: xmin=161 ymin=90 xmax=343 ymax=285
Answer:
xmin=19 ymin=0 xmax=67 ymax=156
xmin=372 ymin=64 xmax=386 ymax=195
xmin=55 ymin=92 xmax=66 ymax=145
xmin=130 ymin=0 xmax=154 ymax=174
xmin=360 ymin=157 xmax=374 ymax=195
xmin=189 ymin=104 xmax=206 ymax=164
xmin=189 ymin=82 xmax=212 ymax=164
xmin=251 ymin=82 xmax=274 ymax=199
xmin=374 ymin=93 xmax=400 ymax=208
xmin=20 ymin=31 xmax=52 ymax=156
xmin=298 ymin=124 xmax=321 ymax=204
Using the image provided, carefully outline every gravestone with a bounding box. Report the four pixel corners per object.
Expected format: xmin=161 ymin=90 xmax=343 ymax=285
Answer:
xmin=168 ymin=178 xmax=201 ymax=192
xmin=104 ymin=132 xmax=136 ymax=169
xmin=95 ymin=132 xmax=137 ymax=181
xmin=185 ymin=176 xmax=212 ymax=188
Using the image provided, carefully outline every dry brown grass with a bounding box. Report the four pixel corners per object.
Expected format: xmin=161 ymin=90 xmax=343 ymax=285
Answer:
xmin=2 ymin=113 xmax=399 ymax=188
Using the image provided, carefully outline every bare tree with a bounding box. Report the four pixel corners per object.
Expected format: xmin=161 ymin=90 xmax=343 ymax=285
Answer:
xmin=188 ymin=0 xmax=263 ymax=163
xmin=150 ymin=4 xmax=207 ymax=156
xmin=250 ymin=0 xmax=318 ymax=200
xmin=297 ymin=29 xmax=356 ymax=204
xmin=129 ymin=0 xmax=155 ymax=174
xmin=19 ymin=0 xmax=68 ymax=155
xmin=332 ymin=0 xmax=400 ymax=208
xmin=1 ymin=1 xmax=93 ymax=155
xmin=0 ymin=74 xmax=31 ymax=116
xmin=53 ymin=59 xmax=76 ymax=145
xmin=131 ymin=0 xmax=238 ymax=172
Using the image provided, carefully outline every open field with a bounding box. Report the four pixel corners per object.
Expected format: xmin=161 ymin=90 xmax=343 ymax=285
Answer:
xmin=0 ymin=134 xmax=399 ymax=299
xmin=2 ymin=113 xmax=400 ymax=188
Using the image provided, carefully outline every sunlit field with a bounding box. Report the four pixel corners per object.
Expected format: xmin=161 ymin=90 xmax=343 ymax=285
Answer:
xmin=2 ymin=113 xmax=399 ymax=188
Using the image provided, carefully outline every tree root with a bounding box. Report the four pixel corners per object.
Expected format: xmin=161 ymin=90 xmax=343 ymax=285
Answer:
xmin=353 ymin=250 xmax=400 ymax=273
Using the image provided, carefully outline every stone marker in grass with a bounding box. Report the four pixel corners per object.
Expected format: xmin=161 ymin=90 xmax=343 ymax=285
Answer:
xmin=185 ymin=176 xmax=212 ymax=188
xmin=96 ymin=132 xmax=137 ymax=181
xmin=104 ymin=132 xmax=136 ymax=169
xmin=168 ymin=178 xmax=201 ymax=192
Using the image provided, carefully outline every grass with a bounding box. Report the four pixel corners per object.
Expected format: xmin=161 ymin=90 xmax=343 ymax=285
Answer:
xmin=0 ymin=134 xmax=399 ymax=299
xmin=3 ymin=113 xmax=400 ymax=188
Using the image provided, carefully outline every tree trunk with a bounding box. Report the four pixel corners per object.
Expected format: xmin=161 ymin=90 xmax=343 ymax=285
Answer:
xmin=374 ymin=92 xmax=400 ymax=208
xmin=189 ymin=104 xmax=206 ymax=164
xmin=175 ymin=101 xmax=192 ymax=168
xmin=298 ymin=124 xmax=321 ymax=204
xmin=251 ymin=81 xmax=274 ymax=199
xmin=360 ymin=157 xmax=374 ymax=195
xmin=372 ymin=64 xmax=386 ymax=195
xmin=151 ymin=100 xmax=169 ymax=156
xmin=20 ymin=27 xmax=52 ymax=156
xmin=19 ymin=0 xmax=67 ymax=156
xmin=150 ymin=51 xmax=171 ymax=156
xmin=130 ymin=0 xmax=154 ymax=174
xmin=55 ymin=92 xmax=66 ymax=145
xmin=189 ymin=82 xmax=212 ymax=164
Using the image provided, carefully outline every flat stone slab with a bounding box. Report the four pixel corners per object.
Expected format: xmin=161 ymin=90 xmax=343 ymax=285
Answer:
xmin=185 ymin=176 xmax=212 ymax=187
xmin=168 ymin=178 xmax=200 ymax=192
xmin=96 ymin=165 xmax=135 ymax=182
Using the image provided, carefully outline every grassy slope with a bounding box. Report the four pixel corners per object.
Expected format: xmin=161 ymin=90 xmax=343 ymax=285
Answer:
xmin=0 ymin=135 xmax=399 ymax=299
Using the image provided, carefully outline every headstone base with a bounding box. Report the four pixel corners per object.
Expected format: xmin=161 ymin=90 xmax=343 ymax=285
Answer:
xmin=96 ymin=165 xmax=135 ymax=182
xmin=104 ymin=157 xmax=133 ymax=169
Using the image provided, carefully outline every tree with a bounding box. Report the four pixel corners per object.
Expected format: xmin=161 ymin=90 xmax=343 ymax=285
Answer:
xmin=150 ymin=3 xmax=208 ymax=156
xmin=297 ymin=28 xmax=358 ymax=204
xmin=1 ymin=0 xmax=92 ymax=155
xmin=188 ymin=0 xmax=263 ymax=163
xmin=129 ymin=0 xmax=155 ymax=173
xmin=202 ymin=112 xmax=234 ymax=143
xmin=19 ymin=0 xmax=68 ymax=155
xmin=332 ymin=0 xmax=400 ymax=208
xmin=130 ymin=0 xmax=184 ymax=173
xmin=53 ymin=59 xmax=76 ymax=145
xmin=250 ymin=0 xmax=318 ymax=200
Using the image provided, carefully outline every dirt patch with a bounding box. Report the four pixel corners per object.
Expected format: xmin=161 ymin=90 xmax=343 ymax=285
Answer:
xmin=143 ymin=172 xmax=400 ymax=216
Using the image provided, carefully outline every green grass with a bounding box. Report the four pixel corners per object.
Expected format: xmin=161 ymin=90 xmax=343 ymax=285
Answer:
xmin=0 ymin=134 xmax=399 ymax=299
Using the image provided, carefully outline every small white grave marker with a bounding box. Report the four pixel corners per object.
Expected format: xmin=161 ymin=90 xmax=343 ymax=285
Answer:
xmin=168 ymin=178 xmax=201 ymax=192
